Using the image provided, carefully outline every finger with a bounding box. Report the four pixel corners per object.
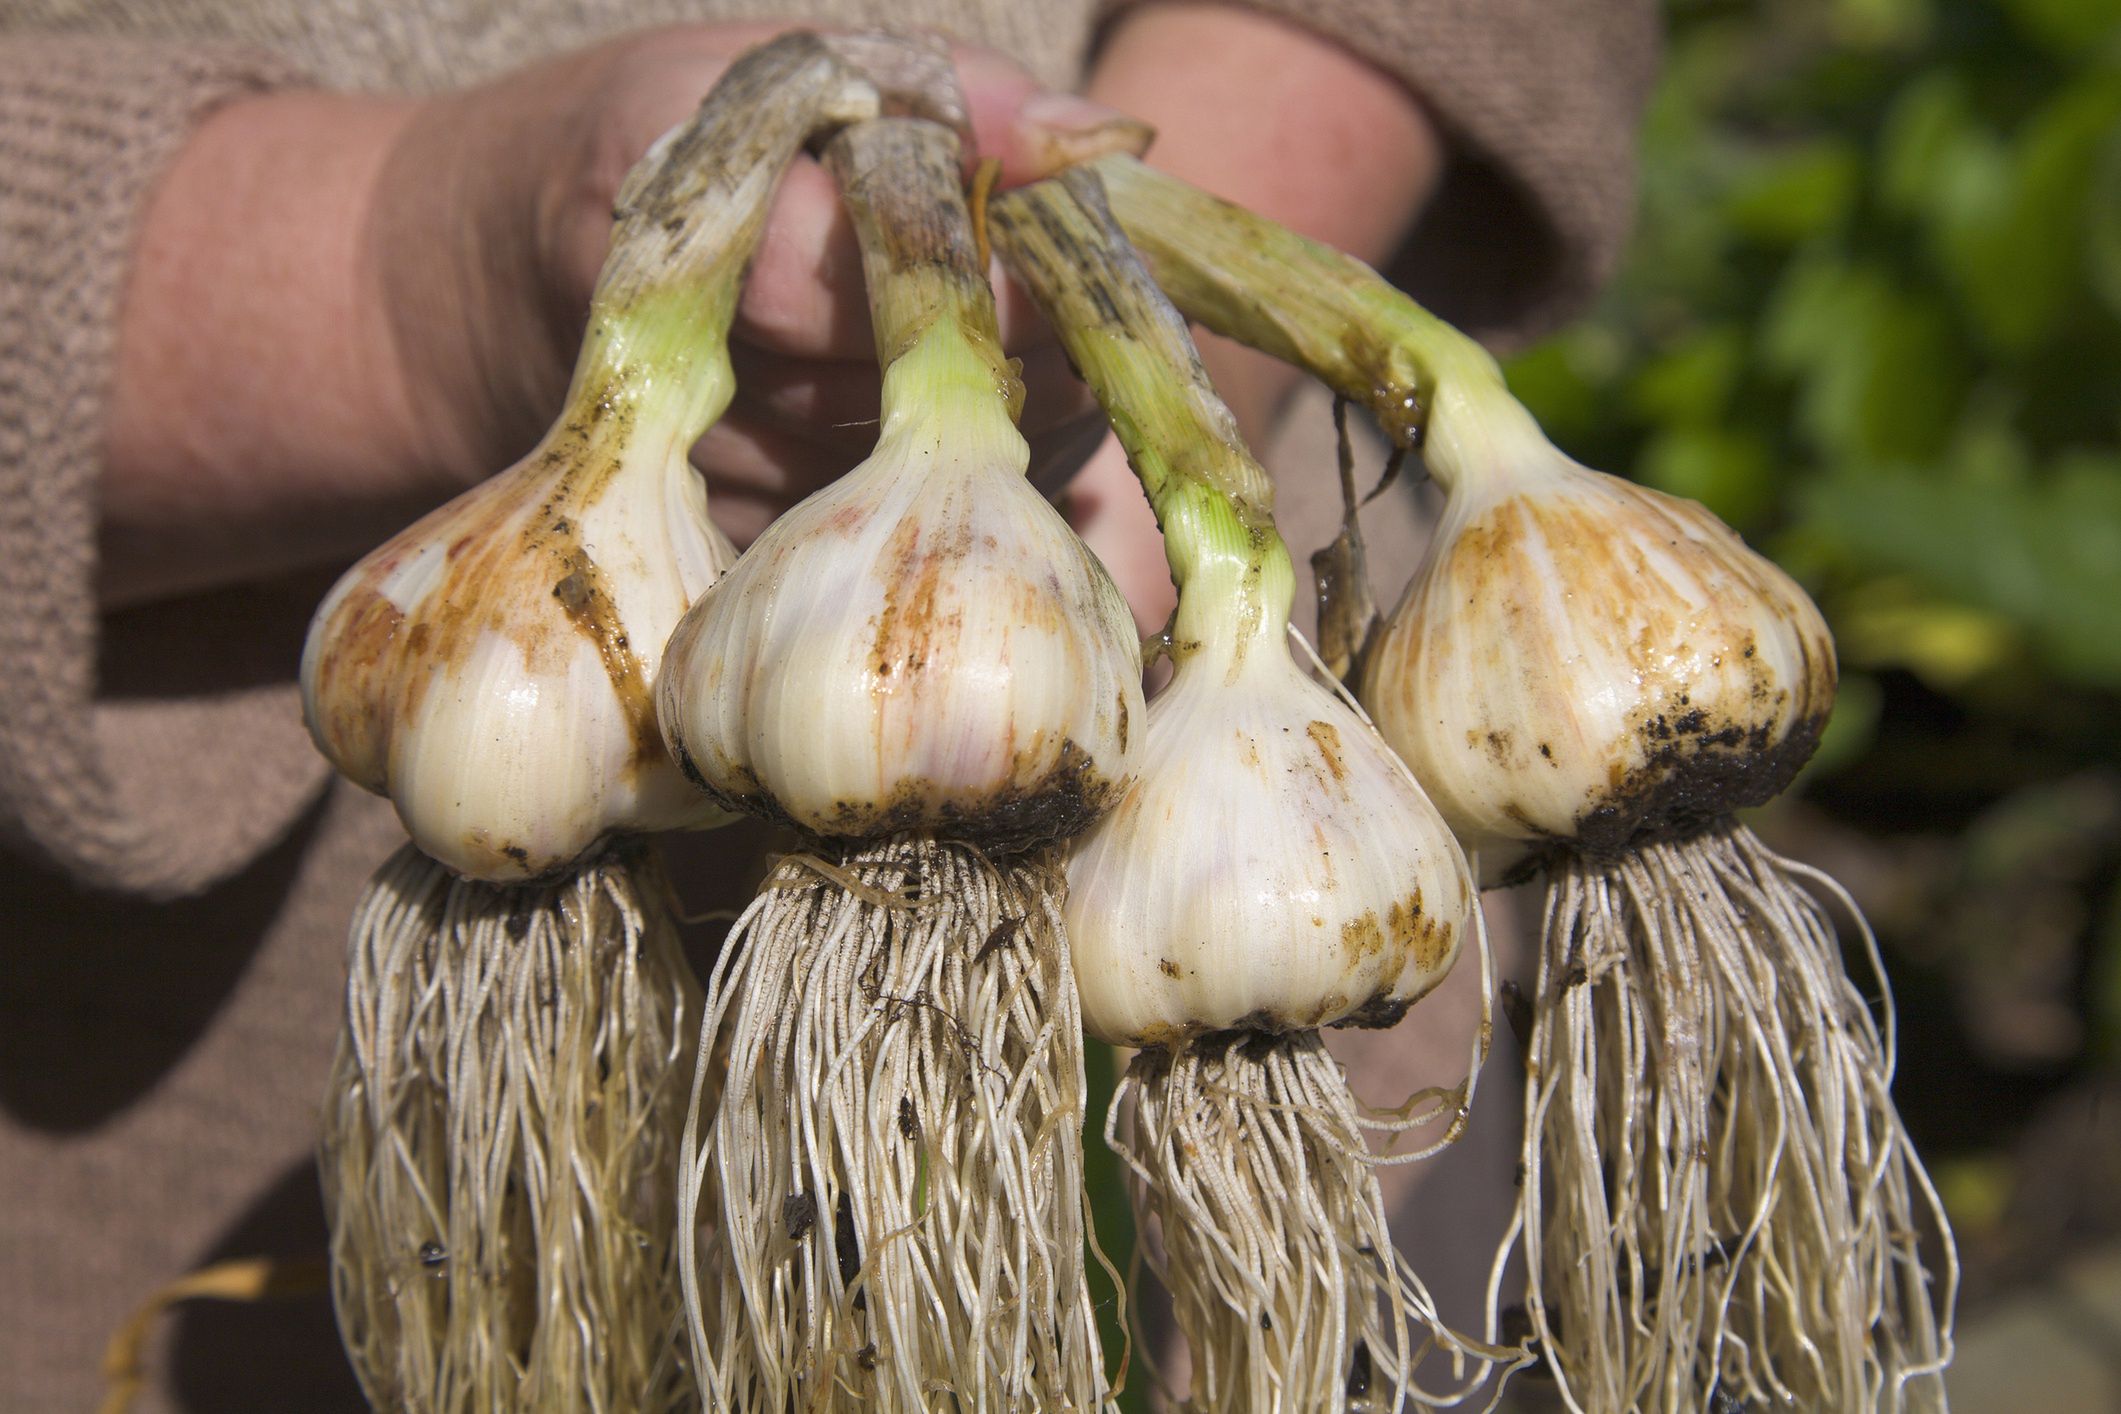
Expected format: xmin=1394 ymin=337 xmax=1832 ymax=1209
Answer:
xmin=951 ymin=46 xmax=1154 ymax=185
xmin=737 ymin=45 xmax=1151 ymax=359
xmin=551 ymin=25 xmax=797 ymax=309
xmin=731 ymin=150 xmax=1077 ymax=360
xmin=561 ymin=34 xmax=1153 ymax=364
xmin=730 ymin=154 xmax=873 ymax=358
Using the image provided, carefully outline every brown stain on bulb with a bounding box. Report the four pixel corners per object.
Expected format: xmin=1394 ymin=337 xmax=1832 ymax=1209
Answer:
xmin=1567 ymin=494 xmax=1835 ymax=855
xmin=869 ymin=509 xmax=985 ymax=686
xmin=1386 ymin=475 xmax=1837 ymax=859
xmin=1341 ymin=909 xmax=1387 ymax=963
xmin=1305 ymin=720 xmax=1349 ymax=784
xmin=303 ymin=583 xmax=407 ymax=790
xmin=1307 ymin=992 xmax=1351 ymax=1027
xmin=1338 ymin=889 xmax=1451 ymax=980
xmin=546 ymin=543 xmax=660 ymax=767
xmin=1387 ymin=889 xmax=1453 ymax=975
xmin=1320 ymin=888 xmax=1453 ymax=1028
xmin=871 ymin=517 xmax=935 ymax=683
xmin=305 ymin=416 xmax=681 ymax=837
xmin=1126 ymin=1021 xmax=1191 ymax=1052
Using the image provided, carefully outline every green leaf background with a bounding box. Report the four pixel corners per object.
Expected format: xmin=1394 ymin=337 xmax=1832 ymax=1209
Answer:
xmin=1512 ymin=0 xmax=2121 ymax=714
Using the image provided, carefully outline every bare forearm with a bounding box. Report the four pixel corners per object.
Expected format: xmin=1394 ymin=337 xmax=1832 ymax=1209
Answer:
xmin=102 ymin=92 xmax=431 ymax=608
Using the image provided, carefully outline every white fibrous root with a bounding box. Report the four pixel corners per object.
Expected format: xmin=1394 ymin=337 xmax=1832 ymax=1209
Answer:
xmin=680 ymin=839 xmax=1101 ymax=1410
xmin=321 ymin=844 xmax=698 ymax=1412
xmin=1116 ymin=1033 xmax=1517 ymax=1413
xmin=991 ymin=170 xmax=1524 ymax=1412
xmin=1511 ymin=827 xmax=1954 ymax=1411
xmin=661 ymin=117 xmax=1140 ymax=1408
xmin=1088 ymin=155 xmax=1957 ymax=1410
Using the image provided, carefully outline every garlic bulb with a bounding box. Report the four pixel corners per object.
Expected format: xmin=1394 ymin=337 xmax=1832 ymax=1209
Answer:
xmin=656 ymin=121 xmax=1142 ymax=849
xmin=302 ymin=403 xmax=736 ymax=882
xmin=302 ymin=34 xmax=877 ymax=880
xmin=986 ymin=168 xmax=1471 ymax=1047
xmin=1362 ymin=390 xmax=1837 ymax=865
xmin=1066 ymin=565 xmax=1472 ymax=1047
xmin=657 ymin=329 xmax=1141 ymax=847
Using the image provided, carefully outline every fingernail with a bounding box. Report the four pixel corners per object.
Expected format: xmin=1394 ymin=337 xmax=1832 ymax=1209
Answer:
xmin=1021 ymin=92 xmax=1149 ymax=139
xmin=1014 ymin=95 xmax=1156 ymax=177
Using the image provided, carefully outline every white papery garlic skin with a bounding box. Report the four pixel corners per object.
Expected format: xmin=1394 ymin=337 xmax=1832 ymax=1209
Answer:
xmin=1362 ymin=389 xmax=1836 ymax=868
xmin=656 ymin=328 xmax=1143 ymax=849
xmin=1066 ymin=548 xmax=1472 ymax=1048
xmin=302 ymin=399 xmax=736 ymax=883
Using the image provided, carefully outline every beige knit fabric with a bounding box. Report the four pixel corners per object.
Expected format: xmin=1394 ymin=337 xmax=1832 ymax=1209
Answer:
xmin=0 ymin=5 xmax=1655 ymax=1409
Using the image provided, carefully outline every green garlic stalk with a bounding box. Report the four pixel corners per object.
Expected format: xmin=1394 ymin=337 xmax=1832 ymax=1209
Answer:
xmin=1086 ymin=153 xmax=1499 ymax=456
xmin=992 ymin=168 xmax=1523 ymax=1414
xmin=1093 ymin=152 xmax=1956 ymax=1413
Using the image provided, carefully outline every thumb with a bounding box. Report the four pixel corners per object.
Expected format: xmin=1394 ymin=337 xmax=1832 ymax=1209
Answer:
xmin=952 ymin=46 xmax=1154 ymax=187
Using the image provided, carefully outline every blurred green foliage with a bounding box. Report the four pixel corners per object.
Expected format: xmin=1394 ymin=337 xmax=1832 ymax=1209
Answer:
xmin=1511 ymin=0 xmax=2121 ymax=698
xmin=1505 ymin=0 xmax=2121 ymax=1184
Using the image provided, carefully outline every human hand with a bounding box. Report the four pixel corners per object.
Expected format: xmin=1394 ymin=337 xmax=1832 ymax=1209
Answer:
xmin=372 ymin=26 xmax=1145 ymax=545
xmin=104 ymin=25 xmax=1146 ymax=603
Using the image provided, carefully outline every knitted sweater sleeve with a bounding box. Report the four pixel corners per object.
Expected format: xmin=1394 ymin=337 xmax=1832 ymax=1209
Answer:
xmin=1101 ymin=0 xmax=1662 ymax=348
xmin=0 ymin=38 xmax=334 ymax=901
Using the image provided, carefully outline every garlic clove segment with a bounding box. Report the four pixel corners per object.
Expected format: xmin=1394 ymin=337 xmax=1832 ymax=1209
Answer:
xmin=302 ymin=34 xmax=878 ymax=881
xmin=1361 ymin=390 xmax=1837 ymax=867
xmin=655 ymin=118 xmax=1142 ymax=850
xmin=1066 ymin=543 xmax=1472 ymax=1047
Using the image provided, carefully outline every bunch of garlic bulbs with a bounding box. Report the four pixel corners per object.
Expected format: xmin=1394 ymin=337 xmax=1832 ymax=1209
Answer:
xmin=294 ymin=29 xmax=1959 ymax=1414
